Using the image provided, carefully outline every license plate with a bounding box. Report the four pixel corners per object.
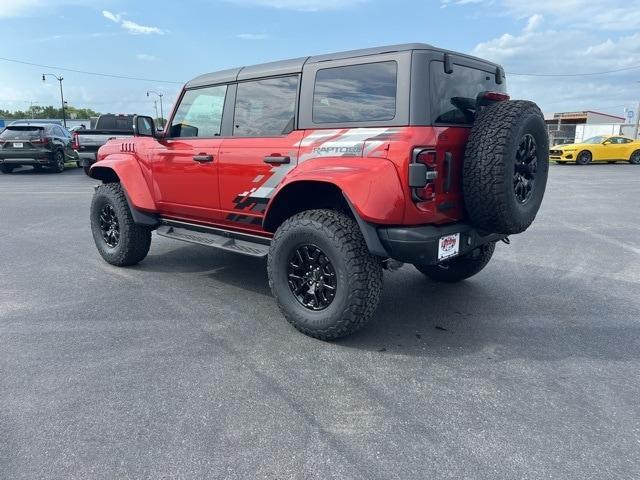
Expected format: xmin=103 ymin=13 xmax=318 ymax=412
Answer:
xmin=13 ymin=142 xmax=23 ymax=148
xmin=438 ymin=233 xmax=460 ymax=261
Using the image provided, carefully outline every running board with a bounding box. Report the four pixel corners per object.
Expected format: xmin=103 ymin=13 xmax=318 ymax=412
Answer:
xmin=156 ymin=223 xmax=270 ymax=258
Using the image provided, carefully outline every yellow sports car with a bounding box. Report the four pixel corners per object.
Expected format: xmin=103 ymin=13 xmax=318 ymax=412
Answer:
xmin=550 ymin=136 xmax=640 ymax=165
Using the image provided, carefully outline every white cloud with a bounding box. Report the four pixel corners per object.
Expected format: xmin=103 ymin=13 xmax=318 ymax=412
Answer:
xmin=102 ymin=9 xmax=165 ymax=35
xmin=101 ymin=10 xmax=121 ymax=23
xmin=225 ymin=0 xmax=366 ymax=11
xmin=523 ymin=14 xmax=543 ymax=33
xmin=471 ymin=17 xmax=640 ymax=115
xmin=136 ymin=53 xmax=157 ymax=61
xmin=121 ymin=20 xmax=164 ymax=35
xmin=235 ymin=33 xmax=269 ymax=40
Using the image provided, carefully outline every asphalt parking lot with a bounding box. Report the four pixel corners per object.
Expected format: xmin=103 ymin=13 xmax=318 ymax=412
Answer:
xmin=1 ymin=164 xmax=639 ymax=479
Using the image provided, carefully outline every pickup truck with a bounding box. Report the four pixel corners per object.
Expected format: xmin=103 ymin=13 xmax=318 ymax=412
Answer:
xmin=73 ymin=114 xmax=135 ymax=174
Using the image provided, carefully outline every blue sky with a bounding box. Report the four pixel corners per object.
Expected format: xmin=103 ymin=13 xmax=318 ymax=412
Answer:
xmin=1 ymin=0 xmax=639 ymax=121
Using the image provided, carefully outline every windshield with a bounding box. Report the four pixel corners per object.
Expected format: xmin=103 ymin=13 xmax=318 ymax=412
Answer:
xmin=582 ymin=136 xmax=607 ymax=144
xmin=0 ymin=127 xmax=44 ymax=140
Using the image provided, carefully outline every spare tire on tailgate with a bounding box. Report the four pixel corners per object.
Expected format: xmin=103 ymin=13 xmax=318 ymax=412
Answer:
xmin=463 ymin=100 xmax=549 ymax=235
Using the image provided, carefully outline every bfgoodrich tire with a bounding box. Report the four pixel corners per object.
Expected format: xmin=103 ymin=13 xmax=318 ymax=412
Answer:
xmin=90 ymin=183 xmax=152 ymax=266
xmin=415 ymin=242 xmax=496 ymax=283
xmin=463 ymin=100 xmax=549 ymax=235
xmin=267 ymin=209 xmax=383 ymax=340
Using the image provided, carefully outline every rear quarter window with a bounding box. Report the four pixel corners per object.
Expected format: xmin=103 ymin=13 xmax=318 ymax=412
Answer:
xmin=430 ymin=61 xmax=506 ymax=125
xmin=312 ymin=61 xmax=397 ymax=124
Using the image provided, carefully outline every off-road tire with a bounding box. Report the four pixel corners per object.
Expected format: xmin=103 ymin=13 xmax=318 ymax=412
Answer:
xmin=415 ymin=242 xmax=496 ymax=283
xmin=268 ymin=209 xmax=383 ymax=340
xmin=629 ymin=150 xmax=640 ymax=165
xmin=90 ymin=183 xmax=152 ymax=266
xmin=0 ymin=164 xmax=15 ymax=174
xmin=463 ymin=100 xmax=549 ymax=235
xmin=576 ymin=150 xmax=592 ymax=165
xmin=50 ymin=149 xmax=65 ymax=173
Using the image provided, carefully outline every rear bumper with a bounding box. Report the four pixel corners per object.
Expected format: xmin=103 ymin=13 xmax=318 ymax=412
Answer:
xmin=377 ymin=223 xmax=505 ymax=265
xmin=77 ymin=152 xmax=97 ymax=166
xmin=0 ymin=149 xmax=51 ymax=164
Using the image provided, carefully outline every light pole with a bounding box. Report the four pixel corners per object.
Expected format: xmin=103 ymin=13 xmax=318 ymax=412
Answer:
xmin=42 ymin=73 xmax=66 ymax=128
xmin=29 ymin=101 xmax=38 ymax=119
xmin=146 ymin=90 xmax=164 ymax=128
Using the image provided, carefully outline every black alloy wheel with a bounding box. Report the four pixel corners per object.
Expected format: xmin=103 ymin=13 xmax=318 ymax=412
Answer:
xmin=513 ymin=133 xmax=538 ymax=203
xmin=99 ymin=204 xmax=120 ymax=248
xmin=576 ymin=151 xmax=592 ymax=165
xmin=287 ymin=244 xmax=337 ymax=311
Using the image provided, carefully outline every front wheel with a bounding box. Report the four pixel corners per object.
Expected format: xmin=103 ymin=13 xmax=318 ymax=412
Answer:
xmin=629 ymin=150 xmax=640 ymax=165
xmin=267 ymin=209 xmax=383 ymax=340
xmin=576 ymin=151 xmax=592 ymax=165
xmin=90 ymin=183 xmax=152 ymax=266
xmin=415 ymin=242 xmax=496 ymax=283
xmin=0 ymin=164 xmax=15 ymax=174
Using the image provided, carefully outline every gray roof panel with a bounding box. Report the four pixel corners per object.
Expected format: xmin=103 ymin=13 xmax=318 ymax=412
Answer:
xmin=237 ymin=56 xmax=307 ymax=81
xmin=185 ymin=67 xmax=242 ymax=89
xmin=183 ymin=43 xmax=502 ymax=88
xmin=306 ymin=43 xmax=432 ymax=63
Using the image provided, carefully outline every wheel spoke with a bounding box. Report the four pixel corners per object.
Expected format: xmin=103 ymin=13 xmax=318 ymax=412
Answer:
xmin=287 ymin=243 xmax=337 ymax=311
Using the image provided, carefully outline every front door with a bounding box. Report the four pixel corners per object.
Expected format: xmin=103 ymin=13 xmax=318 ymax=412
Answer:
xmin=218 ymin=76 xmax=302 ymax=232
xmin=151 ymin=84 xmax=228 ymax=223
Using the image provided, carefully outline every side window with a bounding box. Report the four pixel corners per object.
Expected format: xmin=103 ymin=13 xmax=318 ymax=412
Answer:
xmin=169 ymin=85 xmax=227 ymax=138
xmin=621 ymin=138 xmax=633 ymax=143
xmin=312 ymin=62 xmax=397 ymax=124
xmin=233 ymin=76 xmax=298 ymax=137
xmin=53 ymin=126 xmax=63 ymax=136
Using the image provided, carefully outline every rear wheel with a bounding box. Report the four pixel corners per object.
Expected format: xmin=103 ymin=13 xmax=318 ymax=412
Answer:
xmin=415 ymin=242 xmax=496 ymax=283
xmin=629 ymin=150 xmax=640 ymax=165
xmin=267 ymin=209 xmax=383 ymax=340
xmin=50 ymin=150 xmax=65 ymax=173
xmin=90 ymin=183 xmax=152 ymax=266
xmin=576 ymin=151 xmax=592 ymax=165
xmin=0 ymin=164 xmax=15 ymax=174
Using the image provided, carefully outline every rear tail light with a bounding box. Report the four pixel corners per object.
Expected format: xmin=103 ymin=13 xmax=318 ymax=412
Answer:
xmin=409 ymin=148 xmax=438 ymax=202
xmin=72 ymin=132 xmax=79 ymax=149
xmin=31 ymin=137 xmax=48 ymax=146
xmin=477 ymin=91 xmax=510 ymax=107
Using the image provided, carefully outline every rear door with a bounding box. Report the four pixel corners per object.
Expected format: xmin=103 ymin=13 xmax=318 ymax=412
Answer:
xmin=218 ymin=76 xmax=302 ymax=231
xmin=150 ymin=84 xmax=228 ymax=223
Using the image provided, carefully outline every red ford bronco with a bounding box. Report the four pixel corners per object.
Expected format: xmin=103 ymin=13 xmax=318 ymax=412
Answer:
xmin=89 ymin=43 xmax=548 ymax=340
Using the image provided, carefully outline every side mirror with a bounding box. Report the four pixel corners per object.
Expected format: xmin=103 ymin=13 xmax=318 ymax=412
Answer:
xmin=133 ymin=115 xmax=156 ymax=137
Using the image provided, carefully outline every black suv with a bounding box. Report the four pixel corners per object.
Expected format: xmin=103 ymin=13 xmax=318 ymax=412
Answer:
xmin=0 ymin=124 xmax=78 ymax=173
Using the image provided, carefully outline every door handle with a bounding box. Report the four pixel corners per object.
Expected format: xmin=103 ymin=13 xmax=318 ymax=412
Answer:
xmin=193 ymin=154 xmax=214 ymax=163
xmin=264 ymin=155 xmax=290 ymax=165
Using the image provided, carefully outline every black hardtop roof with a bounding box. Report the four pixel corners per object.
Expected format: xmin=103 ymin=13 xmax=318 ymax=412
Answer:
xmin=185 ymin=43 xmax=501 ymax=88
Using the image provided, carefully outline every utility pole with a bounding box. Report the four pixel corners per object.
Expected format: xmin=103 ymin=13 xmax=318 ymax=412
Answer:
xmin=146 ymin=91 xmax=164 ymax=128
xmin=29 ymin=101 xmax=38 ymax=119
xmin=42 ymin=73 xmax=66 ymax=127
